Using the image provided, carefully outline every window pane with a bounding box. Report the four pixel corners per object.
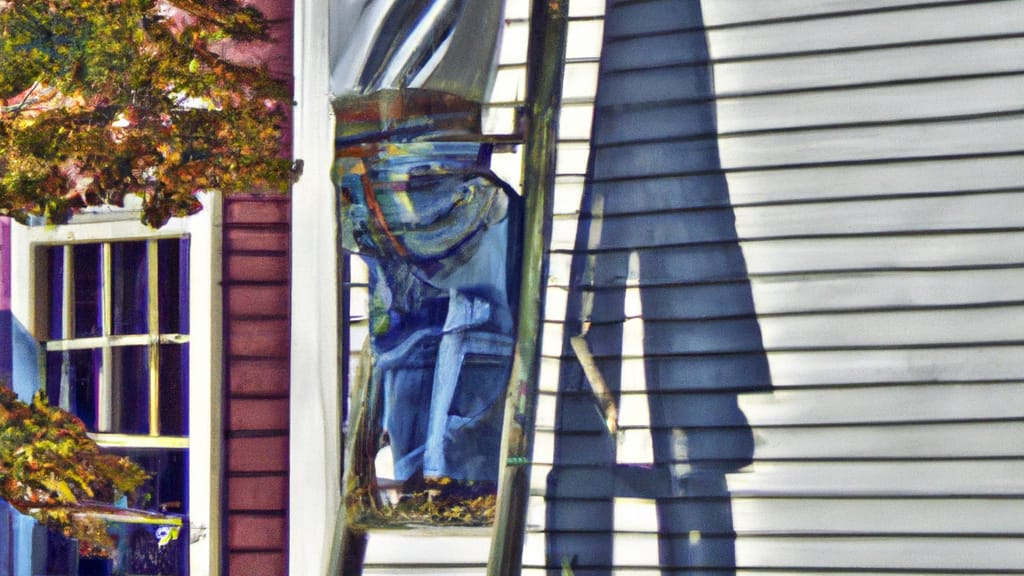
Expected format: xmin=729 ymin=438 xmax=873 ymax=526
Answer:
xmin=46 ymin=246 xmax=64 ymax=340
xmin=45 ymin=349 xmax=101 ymax=430
xmin=72 ymin=244 xmax=102 ymax=338
xmin=32 ymin=524 xmax=75 ymax=574
xmin=159 ymin=344 xmax=189 ymax=436
xmin=111 ymin=346 xmax=150 ymax=434
xmin=158 ymin=238 xmax=189 ymax=334
xmin=105 ymin=448 xmax=188 ymax=576
xmin=107 ymin=448 xmax=188 ymax=514
xmin=112 ymin=241 xmax=149 ymax=336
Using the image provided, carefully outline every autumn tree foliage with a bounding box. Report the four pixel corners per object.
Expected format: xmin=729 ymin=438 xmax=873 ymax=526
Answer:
xmin=0 ymin=385 xmax=152 ymax=555
xmin=0 ymin=0 xmax=291 ymax=227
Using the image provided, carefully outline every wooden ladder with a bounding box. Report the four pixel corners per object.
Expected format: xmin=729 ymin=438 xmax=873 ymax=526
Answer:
xmin=327 ymin=1 xmax=569 ymax=574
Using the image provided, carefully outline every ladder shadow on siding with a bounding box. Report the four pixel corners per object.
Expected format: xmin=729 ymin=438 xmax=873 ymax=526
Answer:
xmin=546 ymin=2 xmax=772 ymax=575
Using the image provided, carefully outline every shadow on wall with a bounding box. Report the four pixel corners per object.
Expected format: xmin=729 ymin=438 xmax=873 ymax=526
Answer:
xmin=6 ymin=314 xmax=41 ymax=402
xmin=2 ymin=307 xmax=51 ymax=576
xmin=546 ymin=1 xmax=772 ymax=575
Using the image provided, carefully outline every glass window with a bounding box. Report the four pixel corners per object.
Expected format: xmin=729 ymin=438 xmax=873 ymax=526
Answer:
xmin=111 ymin=241 xmax=148 ymax=336
xmin=40 ymin=237 xmax=191 ymax=575
xmin=43 ymin=239 xmax=190 ymax=437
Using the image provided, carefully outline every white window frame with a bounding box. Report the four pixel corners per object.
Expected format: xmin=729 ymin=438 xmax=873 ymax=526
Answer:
xmin=9 ymin=195 xmax=223 ymax=576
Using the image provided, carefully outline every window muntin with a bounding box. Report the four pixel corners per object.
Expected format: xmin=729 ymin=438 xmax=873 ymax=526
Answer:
xmin=42 ymin=238 xmax=190 ymax=442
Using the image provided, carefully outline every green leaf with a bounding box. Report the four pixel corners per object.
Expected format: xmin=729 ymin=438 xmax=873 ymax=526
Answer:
xmin=0 ymin=0 xmax=290 ymax=227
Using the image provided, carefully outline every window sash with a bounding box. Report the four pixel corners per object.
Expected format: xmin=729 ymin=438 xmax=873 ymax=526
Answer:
xmin=45 ymin=238 xmax=189 ymax=437
xmin=11 ymin=194 xmax=223 ymax=575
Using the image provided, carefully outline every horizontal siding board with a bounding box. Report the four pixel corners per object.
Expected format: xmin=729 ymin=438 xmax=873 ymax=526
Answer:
xmin=541 ymin=382 xmax=1024 ymax=428
xmin=224 ymin=226 xmax=290 ymax=252
xmin=229 ymin=398 xmax=290 ymax=431
xmin=362 ymin=565 xmax=485 ymax=569
xmin=227 ymin=436 xmax=289 ymax=473
xmin=543 ymin=306 xmax=1024 ymax=355
xmin=540 ymin=346 xmax=1024 ymax=389
xmin=228 ymin=358 xmax=289 ymax=396
xmin=602 ymin=29 xmax=710 ymax=70
xmin=711 ymin=36 xmax=1024 ymax=97
xmin=227 ymin=476 xmax=288 ymax=511
xmin=225 ymin=253 xmax=289 ymax=283
xmin=529 ymin=532 xmax=1024 ymax=572
xmin=223 ymin=196 xmax=290 ymax=225
xmin=608 ymin=0 xmax=1015 ymax=36
xmin=736 ymin=382 xmax=1024 ymax=426
xmin=540 ymin=269 xmax=1024 ymax=319
xmin=739 ymin=233 xmax=1024 ymax=275
xmin=546 ymin=244 xmax=758 ymax=286
xmin=566 ymin=19 xmax=605 ymax=60
xmin=535 ymin=422 xmax=1024 ymax=463
xmin=700 ymin=0 xmax=1000 ymax=27
xmin=556 ymin=103 xmax=595 ymax=141
xmin=530 ymin=460 xmax=1024 ymax=499
xmin=227 ymin=552 xmax=286 ymax=576
xmin=226 ymin=284 xmax=290 ymax=317
xmin=552 ymin=192 xmax=1024 ymax=250
xmin=533 ymin=533 xmax=1024 ymax=571
xmin=533 ymin=495 xmax=1024 ymax=535
xmin=739 ymin=422 xmax=1024 ymax=460
xmin=491 ymin=61 xmax=600 ymax=104
xmin=546 ymin=281 xmax=765 ymax=321
xmin=497 ymin=21 xmax=529 ymax=63
xmin=498 ymin=16 xmax=603 ymax=65
xmin=731 ymin=497 xmax=1024 ymax=536
xmin=597 ymin=38 xmax=1024 ymax=105
xmin=574 ymin=117 xmax=1024 ymax=179
xmin=727 ymin=460 xmax=1024 ymax=497
xmin=764 ymin=346 xmax=1024 ymax=386
xmin=588 ymin=0 xmax=704 ymax=39
xmin=734 ymin=536 xmax=1024 ymax=571
xmin=748 ymin=268 xmax=1024 ymax=314
xmin=568 ymin=0 xmax=605 ymax=18
xmin=533 ymin=460 xmax=1024 ymax=499
xmin=704 ymin=1 xmax=1024 ymax=60
xmin=545 ymin=156 xmax=1024 ymax=211
xmin=228 ymin=515 xmax=287 ymax=550
xmin=524 ymin=565 xmax=1019 ymax=569
xmin=363 ymin=533 xmax=491 ymax=566
xmin=714 ymin=75 xmax=1024 ymax=134
xmin=547 ymin=237 xmax=1024 ymax=289
xmin=756 ymin=305 xmax=1024 ymax=349
xmin=228 ymin=318 xmax=289 ymax=358
xmin=716 ymin=116 xmax=1024 ymax=172
xmin=587 ymin=75 xmax=1024 ymax=144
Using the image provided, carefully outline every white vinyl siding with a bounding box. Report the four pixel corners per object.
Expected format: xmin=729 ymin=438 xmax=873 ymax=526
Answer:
xmin=531 ymin=1 xmax=1024 ymax=575
xmin=340 ymin=0 xmax=1024 ymax=574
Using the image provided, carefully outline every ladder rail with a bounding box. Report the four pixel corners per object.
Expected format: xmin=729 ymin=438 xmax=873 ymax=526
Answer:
xmin=328 ymin=1 xmax=570 ymax=573
xmin=488 ymin=0 xmax=570 ymax=574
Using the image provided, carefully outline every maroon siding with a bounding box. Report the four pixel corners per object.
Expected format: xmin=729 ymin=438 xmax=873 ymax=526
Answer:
xmin=220 ymin=2 xmax=293 ymax=573
xmin=215 ymin=0 xmax=294 ymax=155
xmin=1 ymin=217 xmax=10 ymax=311
xmin=1 ymin=218 xmax=10 ymax=383
xmin=223 ymin=194 xmax=290 ymax=576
